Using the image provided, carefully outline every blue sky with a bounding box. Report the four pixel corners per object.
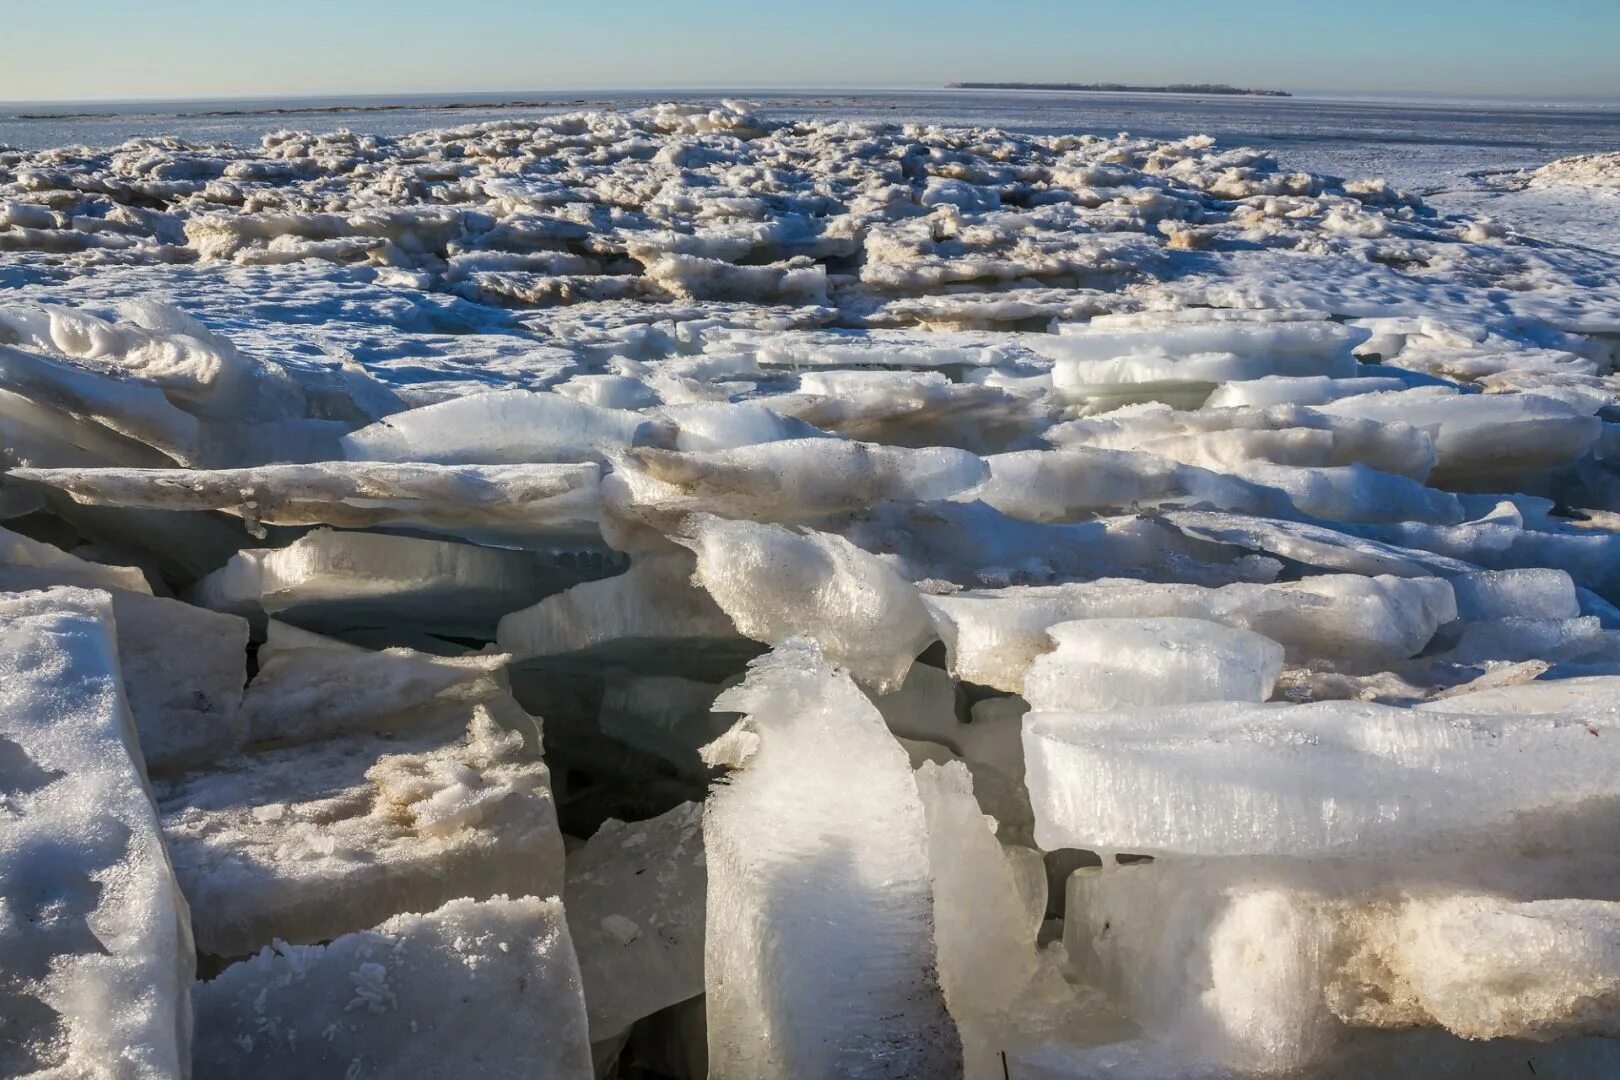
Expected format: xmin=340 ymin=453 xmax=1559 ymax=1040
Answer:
xmin=4 ymin=0 xmax=1618 ymax=103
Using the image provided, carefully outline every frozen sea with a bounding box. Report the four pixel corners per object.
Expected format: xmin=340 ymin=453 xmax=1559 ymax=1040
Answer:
xmin=6 ymin=87 xmax=1617 ymax=250
xmin=8 ymin=90 xmax=1620 ymax=1078
xmin=4 ymin=87 xmax=1618 ymax=187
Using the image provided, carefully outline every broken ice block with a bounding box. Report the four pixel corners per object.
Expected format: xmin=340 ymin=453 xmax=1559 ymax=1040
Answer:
xmin=1025 ymin=698 xmax=1620 ymax=857
xmin=498 ymin=552 xmax=749 ymax=676
xmin=607 ymin=438 xmax=988 ymax=526
xmin=1038 ymin=320 xmax=1365 ymax=411
xmin=918 ymin=761 xmax=1095 ymax=1079
xmin=192 ymin=895 xmax=594 ymax=1079
xmin=240 ymin=619 xmax=511 ymax=746
xmin=187 ymin=527 xmax=586 ymax=637
xmin=0 ymin=528 xmax=249 ymax=771
xmin=0 ymin=341 xmax=204 ymax=465
xmin=0 ymin=588 xmax=194 ymax=1078
xmin=341 ymin=389 xmax=654 ymax=465
xmin=0 ymin=521 xmax=152 ymax=594
xmin=565 ymin=803 xmax=706 ymax=1041
xmin=926 ymin=573 xmax=1453 ymax=692
xmin=158 ymin=705 xmax=564 ymax=956
xmin=1448 ymin=567 xmax=1580 ymax=621
xmin=702 ymin=642 xmax=962 ymax=1077
xmin=10 ymin=460 xmax=603 ymax=548
xmin=973 ymin=446 xmax=1289 ymax=523
xmin=681 ymin=515 xmax=936 ymax=692
xmin=1067 ymin=861 xmax=1620 ymax=1074
xmin=1319 ymin=388 xmax=1602 ymax=486
xmin=1022 ymin=617 xmax=1283 ymax=711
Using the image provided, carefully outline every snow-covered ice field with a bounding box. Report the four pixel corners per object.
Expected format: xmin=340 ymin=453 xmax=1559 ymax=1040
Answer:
xmin=4 ymin=94 xmax=1620 ymax=1077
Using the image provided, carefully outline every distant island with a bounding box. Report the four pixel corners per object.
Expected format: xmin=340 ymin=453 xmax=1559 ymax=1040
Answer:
xmin=948 ymin=82 xmax=1292 ymax=98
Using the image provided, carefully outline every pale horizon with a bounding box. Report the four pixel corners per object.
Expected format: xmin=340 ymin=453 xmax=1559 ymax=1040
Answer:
xmin=4 ymin=0 xmax=1617 ymax=104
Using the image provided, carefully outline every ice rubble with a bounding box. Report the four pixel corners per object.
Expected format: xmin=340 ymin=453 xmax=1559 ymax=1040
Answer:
xmin=5 ymin=101 xmax=1620 ymax=1076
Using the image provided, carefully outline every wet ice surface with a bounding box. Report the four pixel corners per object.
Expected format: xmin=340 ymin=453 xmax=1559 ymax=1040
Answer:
xmin=4 ymin=99 xmax=1620 ymax=1076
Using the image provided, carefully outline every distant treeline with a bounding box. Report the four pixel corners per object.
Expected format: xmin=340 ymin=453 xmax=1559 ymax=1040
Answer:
xmin=948 ymin=82 xmax=1293 ymax=98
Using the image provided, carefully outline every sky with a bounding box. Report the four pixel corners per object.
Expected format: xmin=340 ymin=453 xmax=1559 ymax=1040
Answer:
xmin=3 ymin=0 xmax=1618 ymax=104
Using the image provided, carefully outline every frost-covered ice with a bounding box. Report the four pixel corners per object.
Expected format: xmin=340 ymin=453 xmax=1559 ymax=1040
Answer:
xmin=5 ymin=100 xmax=1620 ymax=1074
xmin=0 ymin=588 xmax=193 ymax=1080
xmin=192 ymin=894 xmax=594 ymax=1079
xmin=157 ymin=705 xmax=563 ymax=956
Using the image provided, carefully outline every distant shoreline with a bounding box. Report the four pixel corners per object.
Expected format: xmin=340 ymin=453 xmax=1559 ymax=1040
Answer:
xmin=13 ymin=99 xmax=601 ymax=121
xmin=947 ymin=82 xmax=1292 ymax=98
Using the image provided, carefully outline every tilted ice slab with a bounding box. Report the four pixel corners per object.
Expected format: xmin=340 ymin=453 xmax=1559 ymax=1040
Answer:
xmin=564 ymin=802 xmax=706 ymax=1042
xmin=497 ymin=552 xmax=746 ymax=674
xmin=1022 ymin=617 xmax=1284 ymax=712
xmin=1037 ymin=321 xmax=1367 ymax=411
xmin=193 ymin=895 xmax=594 ymax=1079
xmin=239 ymin=619 xmax=513 ymax=746
xmin=157 ymin=705 xmax=563 ymax=956
xmin=606 ymin=437 xmax=988 ymax=529
xmin=0 ymin=588 xmax=194 ymax=1079
xmin=0 ymin=341 xmax=204 ymax=466
xmin=0 ymin=527 xmax=250 ymax=772
xmin=187 ymin=527 xmax=579 ymax=636
xmin=926 ymin=573 xmax=1454 ymax=692
xmin=701 ymin=642 xmax=962 ymax=1078
xmin=1316 ymin=387 xmax=1602 ymax=485
xmin=1161 ymin=508 xmax=1479 ymax=580
xmin=1024 ymin=698 xmax=1620 ymax=857
xmin=10 ymin=461 xmax=603 ymax=547
xmin=1045 ymin=401 xmax=1437 ymax=480
xmin=919 ymin=761 xmax=1103 ymax=1079
xmin=680 ymin=515 xmax=936 ymax=692
xmin=342 ymin=390 xmax=656 ymax=465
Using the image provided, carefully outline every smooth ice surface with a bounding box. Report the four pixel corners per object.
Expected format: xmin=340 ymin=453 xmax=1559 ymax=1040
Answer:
xmin=342 ymin=391 xmax=652 ymax=465
xmin=702 ymin=642 xmax=962 ymax=1078
xmin=564 ymin=802 xmax=706 ymax=1041
xmin=12 ymin=461 xmax=603 ymax=547
xmin=188 ymin=527 xmax=574 ymax=636
xmin=497 ymin=552 xmax=742 ymax=669
xmin=1025 ymin=698 xmax=1620 ymax=856
xmin=193 ymin=895 xmax=594 ymax=1079
xmin=158 ymin=705 xmax=563 ymax=956
xmin=1022 ymin=617 xmax=1284 ymax=712
xmin=0 ymin=588 xmax=194 ymax=1079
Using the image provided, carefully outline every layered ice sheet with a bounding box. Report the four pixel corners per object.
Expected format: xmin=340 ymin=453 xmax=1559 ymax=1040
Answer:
xmin=5 ymin=102 xmax=1620 ymax=1076
xmin=1024 ymin=698 xmax=1620 ymax=857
